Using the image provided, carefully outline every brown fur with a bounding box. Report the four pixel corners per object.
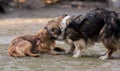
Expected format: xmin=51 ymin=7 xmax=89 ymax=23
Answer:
xmin=35 ymin=29 xmax=65 ymax=55
xmin=8 ymin=29 xmax=65 ymax=57
xmin=45 ymin=14 xmax=67 ymax=39
xmin=8 ymin=35 xmax=39 ymax=57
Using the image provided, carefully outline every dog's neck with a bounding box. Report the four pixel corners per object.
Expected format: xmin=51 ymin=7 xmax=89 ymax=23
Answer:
xmin=60 ymin=16 xmax=71 ymax=31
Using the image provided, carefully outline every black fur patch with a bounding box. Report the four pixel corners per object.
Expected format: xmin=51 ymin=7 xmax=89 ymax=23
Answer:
xmin=63 ymin=8 xmax=120 ymax=43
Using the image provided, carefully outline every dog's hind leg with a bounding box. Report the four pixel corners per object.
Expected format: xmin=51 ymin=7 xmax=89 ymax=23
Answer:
xmin=100 ymin=40 xmax=117 ymax=60
xmin=25 ymin=50 xmax=39 ymax=57
xmin=23 ymin=42 xmax=39 ymax=57
xmin=15 ymin=46 xmax=26 ymax=57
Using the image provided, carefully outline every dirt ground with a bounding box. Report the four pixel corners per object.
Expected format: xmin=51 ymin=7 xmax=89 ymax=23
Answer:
xmin=0 ymin=3 xmax=120 ymax=71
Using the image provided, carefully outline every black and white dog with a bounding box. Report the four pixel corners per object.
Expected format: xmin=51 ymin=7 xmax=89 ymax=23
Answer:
xmin=45 ymin=8 xmax=120 ymax=60
xmin=58 ymin=8 xmax=120 ymax=60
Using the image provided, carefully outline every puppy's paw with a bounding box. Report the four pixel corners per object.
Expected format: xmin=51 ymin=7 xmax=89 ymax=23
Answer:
xmin=34 ymin=54 xmax=39 ymax=57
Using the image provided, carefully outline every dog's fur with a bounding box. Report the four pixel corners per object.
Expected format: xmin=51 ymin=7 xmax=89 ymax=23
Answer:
xmin=35 ymin=29 xmax=65 ymax=55
xmin=8 ymin=29 xmax=65 ymax=57
xmin=44 ymin=14 xmax=68 ymax=39
xmin=45 ymin=8 xmax=120 ymax=60
xmin=59 ymin=8 xmax=120 ymax=60
xmin=8 ymin=35 xmax=39 ymax=57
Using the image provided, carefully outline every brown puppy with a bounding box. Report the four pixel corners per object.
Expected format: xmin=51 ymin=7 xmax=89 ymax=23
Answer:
xmin=8 ymin=29 xmax=65 ymax=57
xmin=8 ymin=35 xmax=40 ymax=57
xmin=35 ymin=29 xmax=65 ymax=55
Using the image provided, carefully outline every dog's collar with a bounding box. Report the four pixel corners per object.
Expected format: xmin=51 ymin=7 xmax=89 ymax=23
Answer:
xmin=60 ymin=16 xmax=71 ymax=31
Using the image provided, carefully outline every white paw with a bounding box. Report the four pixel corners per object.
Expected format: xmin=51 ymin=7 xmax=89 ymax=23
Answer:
xmin=72 ymin=50 xmax=81 ymax=58
xmin=99 ymin=55 xmax=108 ymax=60
xmin=72 ymin=54 xmax=80 ymax=58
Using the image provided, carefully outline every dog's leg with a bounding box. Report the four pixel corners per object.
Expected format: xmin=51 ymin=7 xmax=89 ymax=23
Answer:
xmin=38 ymin=48 xmax=50 ymax=53
xmin=16 ymin=46 xmax=26 ymax=57
xmin=99 ymin=47 xmax=116 ymax=60
xmin=50 ymin=50 xmax=61 ymax=55
xmin=25 ymin=44 xmax=39 ymax=57
xmin=65 ymin=45 xmax=75 ymax=54
xmin=72 ymin=39 xmax=86 ymax=58
xmin=50 ymin=50 xmax=66 ymax=55
xmin=26 ymin=50 xmax=39 ymax=57
xmin=54 ymin=47 xmax=65 ymax=52
xmin=73 ymin=48 xmax=82 ymax=58
xmin=49 ymin=47 xmax=65 ymax=55
xmin=52 ymin=47 xmax=66 ymax=55
xmin=100 ymin=40 xmax=117 ymax=60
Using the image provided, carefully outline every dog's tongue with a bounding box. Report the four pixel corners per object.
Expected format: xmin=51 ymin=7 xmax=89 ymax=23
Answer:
xmin=36 ymin=40 xmax=40 ymax=45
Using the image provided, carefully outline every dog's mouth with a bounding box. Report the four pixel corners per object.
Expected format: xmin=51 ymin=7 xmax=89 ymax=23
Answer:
xmin=36 ymin=40 xmax=40 ymax=45
xmin=34 ymin=37 xmax=41 ymax=45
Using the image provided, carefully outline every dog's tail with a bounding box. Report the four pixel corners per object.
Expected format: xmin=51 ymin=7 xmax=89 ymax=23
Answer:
xmin=54 ymin=47 xmax=65 ymax=52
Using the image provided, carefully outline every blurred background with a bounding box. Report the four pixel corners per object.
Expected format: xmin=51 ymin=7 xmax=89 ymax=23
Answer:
xmin=0 ymin=0 xmax=120 ymax=14
xmin=0 ymin=0 xmax=120 ymax=43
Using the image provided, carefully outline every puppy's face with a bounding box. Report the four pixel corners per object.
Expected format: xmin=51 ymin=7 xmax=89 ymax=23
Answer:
xmin=45 ymin=20 xmax=62 ymax=39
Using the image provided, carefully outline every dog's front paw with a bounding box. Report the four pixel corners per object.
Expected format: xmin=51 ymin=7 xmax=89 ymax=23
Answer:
xmin=99 ymin=55 xmax=109 ymax=60
xmin=72 ymin=54 xmax=79 ymax=58
xmin=34 ymin=54 xmax=39 ymax=57
xmin=72 ymin=52 xmax=81 ymax=58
